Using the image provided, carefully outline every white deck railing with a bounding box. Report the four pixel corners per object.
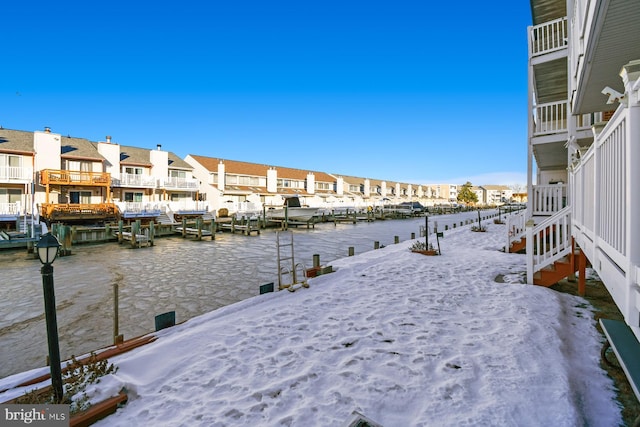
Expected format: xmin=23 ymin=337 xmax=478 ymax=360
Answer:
xmin=506 ymin=210 xmax=526 ymax=252
xmin=532 ymin=184 xmax=566 ymax=216
xmin=526 ymin=206 xmax=572 ymax=284
xmin=168 ymin=200 xmax=208 ymax=213
xmin=0 ymin=202 xmax=21 ymax=216
xmin=0 ymin=166 xmax=33 ymax=181
xmin=112 ymin=173 xmax=157 ymax=188
xmin=158 ymin=177 xmax=199 ymax=190
xmin=529 ymin=17 xmax=568 ymax=57
xmin=116 ymin=202 xmax=163 ymax=215
xmin=534 ymin=101 xmax=568 ymax=135
xmin=572 ymin=107 xmax=628 ymax=270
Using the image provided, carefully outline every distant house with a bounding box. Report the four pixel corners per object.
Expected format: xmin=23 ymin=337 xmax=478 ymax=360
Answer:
xmin=480 ymin=185 xmax=512 ymax=205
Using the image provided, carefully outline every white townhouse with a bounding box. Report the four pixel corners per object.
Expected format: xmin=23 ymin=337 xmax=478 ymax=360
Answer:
xmin=185 ymin=155 xmax=344 ymax=215
xmin=0 ymin=129 xmax=35 ymax=224
xmin=185 ymin=154 xmax=441 ymax=215
xmin=522 ymin=0 xmax=640 ymax=339
xmin=0 ymin=128 xmax=203 ymax=225
xmin=97 ymin=139 xmax=202 ymax=219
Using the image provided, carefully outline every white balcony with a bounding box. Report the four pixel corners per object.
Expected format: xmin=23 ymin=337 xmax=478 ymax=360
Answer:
xmin=112 ymin=173 xmax=157 ymax=188
xmin=534 ymin=101 xmax=568 ymax=136
xmin=0 ymin=166 xmax=33 ymax=183
xmin=529 ymin=17 xmax=568 ymax=59
xmin=158 ymin=177 xmax=199 ymax=190
xmin=0 ymin=202 xmax=21 ymax=217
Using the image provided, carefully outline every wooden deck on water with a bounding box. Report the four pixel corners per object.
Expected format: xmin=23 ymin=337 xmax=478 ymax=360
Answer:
xmin=114 ymin=231 xmax=152 ymax=248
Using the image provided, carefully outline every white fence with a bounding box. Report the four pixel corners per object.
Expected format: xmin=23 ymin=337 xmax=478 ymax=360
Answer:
xmin=506 ymin=210 xmax=526 ymax=252
xmin=526 ymin=206 xmax=572 ymax=284
xmin=532 ymin=184 xmax=566 ymax=216
xmin=571 ymin=107 xmax=628 ymax=270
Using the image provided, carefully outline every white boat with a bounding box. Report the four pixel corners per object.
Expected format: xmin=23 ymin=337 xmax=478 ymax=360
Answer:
xmin=265 ymin=197 xmax=319 ymax=222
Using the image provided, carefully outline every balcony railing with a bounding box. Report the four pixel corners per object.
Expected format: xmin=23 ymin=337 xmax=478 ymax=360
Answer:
xmin=529 ymin=17 xmax=568 ymax=57
xmin=0 ymin=202 xmax=21 ymax=216
xmin=115 ymin=202 xmax=163 ymax=218
xmin=534 ymin=101 xmax=568 ymax=135
xmin=158 ymin=177 xmax=199 ymax=190
xmin=40 ymin=170 xmax=110 ymax=186
xmin=168 ymin=200 xmax=208 ymax=213
xmin=532 ymin=184 xmax=566 ymax=216
xmin=0 ymin=166 xmax=33 ymax=182
xmin=111 ymin=173 xmax=157 ymax=188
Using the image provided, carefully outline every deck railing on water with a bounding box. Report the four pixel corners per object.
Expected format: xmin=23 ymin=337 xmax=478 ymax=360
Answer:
xmin=526 ymin=206 xmax=572 ymax=284
xmin=169 ymin=200 xmax=208 ymax=213
xmin=529 ymin=17 xmax=568 ymax=57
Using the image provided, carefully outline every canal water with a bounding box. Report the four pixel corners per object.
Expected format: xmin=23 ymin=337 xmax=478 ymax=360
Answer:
xmin=0 ymin=210 xmax=497 ymax=379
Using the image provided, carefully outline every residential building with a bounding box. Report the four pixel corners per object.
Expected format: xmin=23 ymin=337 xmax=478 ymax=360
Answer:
xmin=0 ymin=129 xmax=35 ymax=227
xmin=0 ymin=128 xmax=202 ymax=225
xmin=525 ymin=0 xmax=640 ymax=337
xmin=481 ymin=185 xmax=513 ymax=205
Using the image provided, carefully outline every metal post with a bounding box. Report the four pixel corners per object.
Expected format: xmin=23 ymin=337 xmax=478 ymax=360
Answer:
xmin=41 ymin=263 xmax=63 ymax=402
xmin=113 ymin=283 xmax=119 ymax=343
xmin=425 ymin=215 xmax=429 ymax=249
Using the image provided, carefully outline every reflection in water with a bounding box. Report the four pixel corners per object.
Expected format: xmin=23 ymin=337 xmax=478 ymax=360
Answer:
xmin=0 ymin=211 xmax=488 ymax=378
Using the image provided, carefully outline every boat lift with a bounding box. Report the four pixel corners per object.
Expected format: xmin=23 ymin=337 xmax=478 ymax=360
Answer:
xmin=276 ymin=231 xmax=309 ymax=292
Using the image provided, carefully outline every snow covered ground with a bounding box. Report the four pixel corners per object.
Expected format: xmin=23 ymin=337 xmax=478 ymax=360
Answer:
xmin=0 ymin=221 xmax=622 ymax=426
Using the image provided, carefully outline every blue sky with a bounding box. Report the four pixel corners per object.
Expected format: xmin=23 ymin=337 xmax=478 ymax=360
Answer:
xmin=2 ymin=1 xmax=532 ymax=186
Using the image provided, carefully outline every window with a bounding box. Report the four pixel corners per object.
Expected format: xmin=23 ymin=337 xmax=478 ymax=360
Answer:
xmin=124 ymin=167 xmax=143 ymax=175
xmin=0 ymin=188 xmax=22 ymax=203
xmin=0 ymin=155 xmax=23 ymax=179
xmin=124 ymin=192 xmax=143 ymax=202
xmin=316 ymin=182 xmax=331 ymax=190
xmin=65 ymin=160 xmax=92 ymax=172
xmin=69 ymin=191 xmax=92 ymax=204
xmin=169 ymin=170 xmax=186 ymax=178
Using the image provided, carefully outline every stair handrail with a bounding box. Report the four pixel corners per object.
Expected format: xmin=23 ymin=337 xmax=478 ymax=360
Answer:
xmin=506 ymin=210 xmax=527 ymax=251
xmin=526 ymin=205 xmax=572 ymax=284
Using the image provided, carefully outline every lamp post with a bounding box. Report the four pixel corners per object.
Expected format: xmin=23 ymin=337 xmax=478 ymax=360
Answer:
xmin=37 ymin=232 xmax=63 ymax=403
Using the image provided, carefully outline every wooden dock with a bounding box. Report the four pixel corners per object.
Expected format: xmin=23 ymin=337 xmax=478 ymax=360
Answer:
xmin=217 ymin=216 xmax=261 ymax=235
xmin=114 ymin=231 xmax=151 ymax=248
xmin=175 ymin=226 xmax=214 ymax=239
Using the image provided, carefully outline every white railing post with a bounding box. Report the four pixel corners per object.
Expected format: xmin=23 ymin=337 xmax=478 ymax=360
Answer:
xmin=526 ymin=219 xmax=535 ymax=284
